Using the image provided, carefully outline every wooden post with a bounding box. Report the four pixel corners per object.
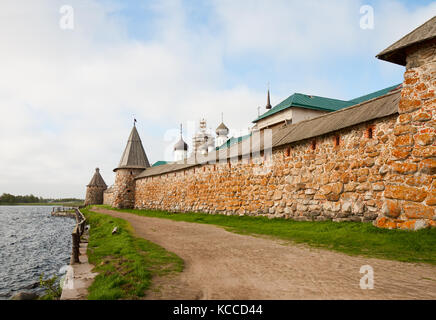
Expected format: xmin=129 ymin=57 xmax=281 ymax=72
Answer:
xmin=69 ymin=208 xmax=86 ymax=264
xmin=71 ymin=226 xmax=80 ymax=264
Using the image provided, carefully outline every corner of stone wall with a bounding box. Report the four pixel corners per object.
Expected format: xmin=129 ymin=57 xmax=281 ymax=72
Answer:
xmin=112 ymin=168 xmax=143 ymax=209
xmin=376 ymin=42 xmax=436 ymax=230
xmin=84 ymin=186 xmax=106 ymax=206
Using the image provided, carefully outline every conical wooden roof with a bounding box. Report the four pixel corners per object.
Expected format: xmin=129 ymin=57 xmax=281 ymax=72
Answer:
xmin=115 ymin=126 xmax=150 ymax=171
xmin=87 ymin=168 xmax=107 ymax=188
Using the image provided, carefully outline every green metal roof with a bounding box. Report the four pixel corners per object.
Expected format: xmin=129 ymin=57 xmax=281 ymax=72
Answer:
xmin=216 ymin=133 xmax=252 ymax=150
xmin=253 ymin=94 xmax=353 ymax=123
xmin=152 ymin=160 xmax=170 ymax=167
xmin=349 ymin=84 xmax=401 ymax=104
xmin=253 ymin=84 xmax=402 ymax=123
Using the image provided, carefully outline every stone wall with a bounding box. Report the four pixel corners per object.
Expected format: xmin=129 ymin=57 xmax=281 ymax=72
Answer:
xmin=103 ymin=189 xmax=114 ymax=206
xmin=374 ymin=42 xmax=436 ymax=230
xmin=112 ymin=168 xmax=144 ymax=208
xmin=85 ymin=186 xmax=106 ymax=205
xmin=133 ymin=41 xmax=435 ymax=230
xmin=136 ymin=116 xmax=428 ymax=227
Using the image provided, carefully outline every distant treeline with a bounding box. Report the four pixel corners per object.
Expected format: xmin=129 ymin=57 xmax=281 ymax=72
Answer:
xmin=0 ymin=193 xmax=83 ymax=204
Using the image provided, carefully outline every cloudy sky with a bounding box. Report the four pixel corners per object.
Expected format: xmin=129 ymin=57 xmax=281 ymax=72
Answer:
xmin=0 ymin=0 xmax=435 ymax=198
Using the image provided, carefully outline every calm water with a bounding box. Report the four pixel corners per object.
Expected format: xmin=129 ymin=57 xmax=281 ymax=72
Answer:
xmin=0 ymin=206 xmax=76 ymax=299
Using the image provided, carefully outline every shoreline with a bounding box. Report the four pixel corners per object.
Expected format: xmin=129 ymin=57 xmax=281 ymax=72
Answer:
xmin=0 ymin=203 xmax=84 ymax=207
xmin=60 ymin=208 xmax=97 ymax=300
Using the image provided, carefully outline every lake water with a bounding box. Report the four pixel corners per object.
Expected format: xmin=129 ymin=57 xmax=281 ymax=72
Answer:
xmin=0 ymin=206 xmax=76 ymax=299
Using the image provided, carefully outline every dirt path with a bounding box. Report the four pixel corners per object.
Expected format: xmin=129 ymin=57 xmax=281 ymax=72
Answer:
xmin=91 ymin=207 xmax=436 ymax=300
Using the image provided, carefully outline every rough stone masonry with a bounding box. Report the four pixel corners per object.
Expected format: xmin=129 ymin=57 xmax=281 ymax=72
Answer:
xmin=103 ymin=17 xmax=436 ymax=230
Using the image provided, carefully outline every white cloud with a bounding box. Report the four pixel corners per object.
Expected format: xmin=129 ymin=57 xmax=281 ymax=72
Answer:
xmin=212 ymin=0 xmax=362 ymax=59
xmin=0 ymin=0 xmax=263 ymax=197
xmin=0 ymin=0 xmax=434 ymax=198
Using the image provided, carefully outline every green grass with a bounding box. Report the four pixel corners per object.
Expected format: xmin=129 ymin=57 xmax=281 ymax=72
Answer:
xmin=97 ymin=205 xmax=436 ymax=265
xmin=82 ymin=207 xmax=184 ymax=300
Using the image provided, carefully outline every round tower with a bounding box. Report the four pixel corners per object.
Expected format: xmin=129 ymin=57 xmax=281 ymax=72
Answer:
xmin=113 ymin=124 xmax=150 ymax=209
xmin=85 ymin=168 xmax=107 ymax=205
xmin=174 ymin=124 xmax=188 ymax=161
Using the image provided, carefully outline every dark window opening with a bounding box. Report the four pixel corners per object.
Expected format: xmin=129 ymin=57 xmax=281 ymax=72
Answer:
xmin=335 ymin=136 xmax=340 ymax=147
xmin=367 ymin=127 xmax=374 ymax=139
xmin=284 ymin=147 xmax=290 ymax=157
xmin=311 ymin=140 xmax=317 ymax=150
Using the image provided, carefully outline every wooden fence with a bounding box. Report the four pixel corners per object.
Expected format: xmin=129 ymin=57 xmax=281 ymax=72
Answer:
xmin=51 ymin=206 xmax=75 ymax=213
xmin=71 ymin=207 xmax=87 ymax=264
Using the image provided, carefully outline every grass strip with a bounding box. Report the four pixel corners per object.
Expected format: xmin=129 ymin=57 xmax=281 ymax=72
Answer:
xmin=82 ymin=207 xmax=183 ymax=300
xmin=98 ymin=205 xmax=436 ymax=265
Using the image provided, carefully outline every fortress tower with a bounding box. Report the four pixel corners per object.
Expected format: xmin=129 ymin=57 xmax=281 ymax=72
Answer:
xmin=84 ymin=168 xmax=107 ymax=205
xmin=112 ymin=124 xmax=150 ymax=209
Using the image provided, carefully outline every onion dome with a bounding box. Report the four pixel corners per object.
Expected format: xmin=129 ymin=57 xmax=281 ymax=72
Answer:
xmin=174 ymin=123 xmax=188 ymax=151
xmin=174 ymin=137 xmax=188 ymax=151
xmin=216 ymin=122 xmax=229 ymax=136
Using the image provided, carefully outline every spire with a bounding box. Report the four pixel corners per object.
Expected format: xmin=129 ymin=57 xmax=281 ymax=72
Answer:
xmin=87 ymin=168 xmax=107 ymax=188
xmin=115 ymin=125 xmax=150 ymax=171
xmin=174 ymin=123 xmax=188 ymax=151
xmin=266 ymin=84 xmax=272 ymax=110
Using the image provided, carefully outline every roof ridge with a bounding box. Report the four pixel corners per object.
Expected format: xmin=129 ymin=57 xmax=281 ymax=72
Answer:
xmin=273 ymin=88 xmax=401 ymax=147
xmin=253 ymin=93 xmax=296 ymax=122
xmin=255 ymin=85 xmax=398 ymax=123
xmin=349 ymin=83 xmax=402 ymax=102
xmin=293 ymin=92 xmax=350 ymax=102
xmin=377 ymin=16 xmax=436 ymax=65
xmin=380 ymin=16 xmax=436 ymax=54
